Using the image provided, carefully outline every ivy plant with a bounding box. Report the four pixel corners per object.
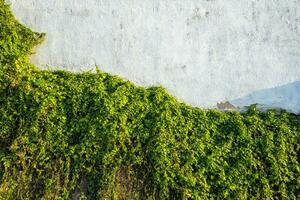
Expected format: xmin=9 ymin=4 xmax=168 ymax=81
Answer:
xmin=0 ymin=1 xmax=299 ymax=199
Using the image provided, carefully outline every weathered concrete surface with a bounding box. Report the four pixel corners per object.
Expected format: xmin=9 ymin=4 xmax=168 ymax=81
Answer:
xmin=7 ymin=0 xmax=300 ymax=113
xmin=231 ymin=81 xmax=300 ymax=113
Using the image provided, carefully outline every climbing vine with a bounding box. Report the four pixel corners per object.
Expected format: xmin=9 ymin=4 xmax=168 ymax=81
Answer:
xmin=0 ymin=1 xmax=299 ymax=199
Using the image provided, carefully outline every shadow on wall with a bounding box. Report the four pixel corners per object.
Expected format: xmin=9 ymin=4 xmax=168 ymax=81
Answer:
xmin=229 ymin=81 xmax=300 ymax=114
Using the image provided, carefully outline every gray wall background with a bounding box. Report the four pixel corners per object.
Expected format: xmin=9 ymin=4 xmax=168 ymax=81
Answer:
xmin=7 ymin=0 xmax=300 ymax=113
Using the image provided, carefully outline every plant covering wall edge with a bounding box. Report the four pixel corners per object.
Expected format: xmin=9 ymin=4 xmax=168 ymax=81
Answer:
xmin=0 ymin=1 xmax=299 ymax=199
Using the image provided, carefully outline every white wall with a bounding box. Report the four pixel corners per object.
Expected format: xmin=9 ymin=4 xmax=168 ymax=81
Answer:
xmin=7 ymin=0 xmax=300 ymax=113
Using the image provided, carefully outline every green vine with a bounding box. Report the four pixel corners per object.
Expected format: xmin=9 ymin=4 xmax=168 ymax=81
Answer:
xmin=0 ymin=1 xmax=299 ymax=199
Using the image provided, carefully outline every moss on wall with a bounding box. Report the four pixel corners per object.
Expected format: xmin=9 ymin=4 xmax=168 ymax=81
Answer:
xmin=0 ymin=1 xmax=299 ymax=199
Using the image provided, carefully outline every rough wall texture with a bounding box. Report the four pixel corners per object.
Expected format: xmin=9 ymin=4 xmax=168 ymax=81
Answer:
xmin=7 ymin=0 xmax=300 ymax=113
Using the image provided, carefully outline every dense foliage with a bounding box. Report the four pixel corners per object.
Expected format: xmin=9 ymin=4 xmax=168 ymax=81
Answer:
xmin=0 ymin=1 xmax=299 ymax=199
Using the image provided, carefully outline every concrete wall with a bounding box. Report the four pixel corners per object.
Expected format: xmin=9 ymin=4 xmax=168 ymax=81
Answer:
xmin=7 ymin=0 xmax=300 ymax=113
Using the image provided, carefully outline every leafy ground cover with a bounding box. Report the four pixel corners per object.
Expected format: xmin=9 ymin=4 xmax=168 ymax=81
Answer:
xmin=0 ymin=1 xmax=299 ymax=199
